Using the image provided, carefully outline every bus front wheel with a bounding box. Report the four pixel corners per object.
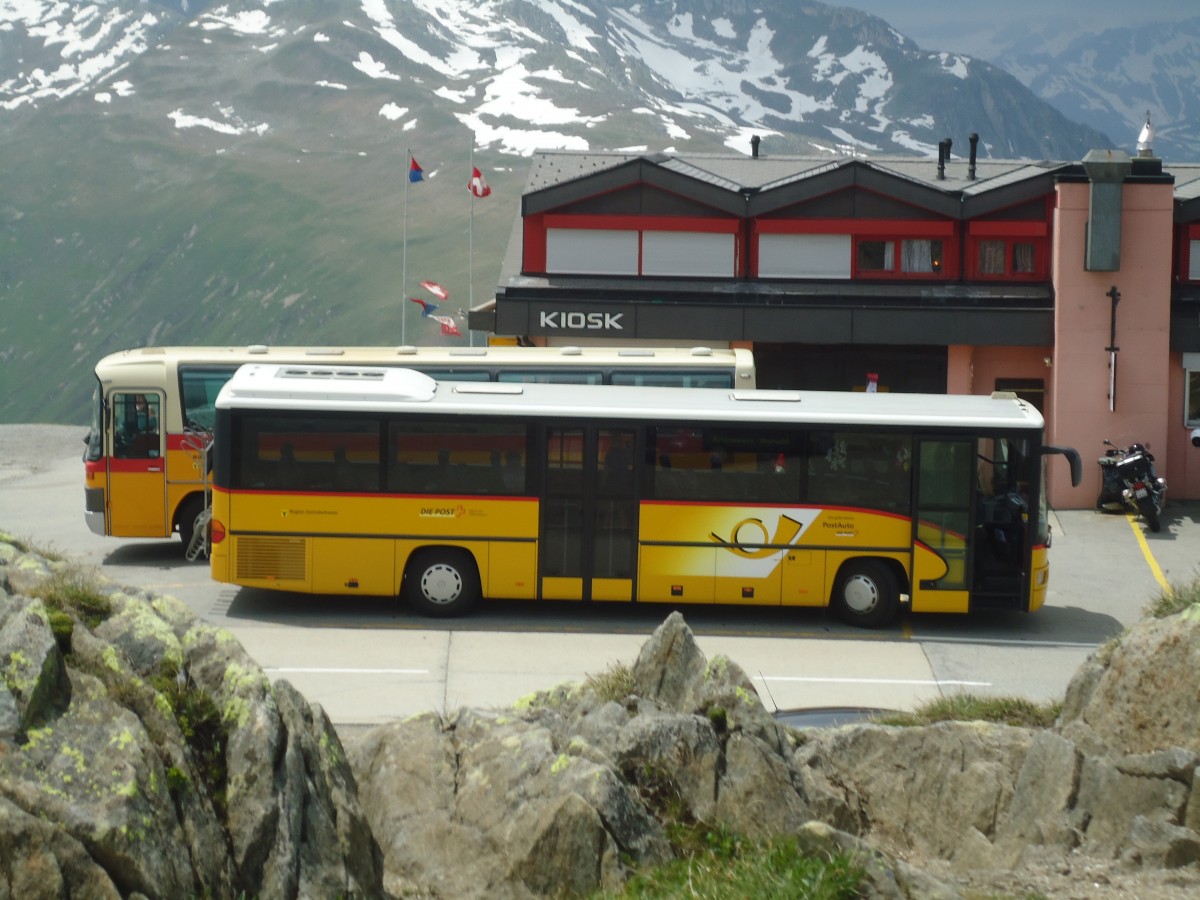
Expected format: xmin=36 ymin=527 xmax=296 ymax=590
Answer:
xmin=831 ymin=560 xmax=899 ymax=629
xmin=403 ymin=549 xmax=481 ymax=617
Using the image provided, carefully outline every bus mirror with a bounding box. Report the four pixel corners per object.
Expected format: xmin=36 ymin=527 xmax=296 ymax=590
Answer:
xmin=1042 ymin=445 xmax=1082 ymax=487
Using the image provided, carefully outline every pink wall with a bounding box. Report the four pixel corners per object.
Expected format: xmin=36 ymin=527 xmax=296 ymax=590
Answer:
xmin=1048 ymin=181 xmax=1175 ymax=508
xmin=947 ymin=346 xmax=1053 ymax=404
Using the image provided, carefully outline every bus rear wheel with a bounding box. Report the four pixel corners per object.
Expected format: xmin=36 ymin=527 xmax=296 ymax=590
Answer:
xmin=831 ymin=560 xmax=899 ymax=629
xmin=403 ymin=549 xmax=480 ymax=617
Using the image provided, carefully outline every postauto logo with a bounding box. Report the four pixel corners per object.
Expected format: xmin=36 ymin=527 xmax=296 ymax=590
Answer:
xmin=539 ymin=310 xmax=624 ymax=330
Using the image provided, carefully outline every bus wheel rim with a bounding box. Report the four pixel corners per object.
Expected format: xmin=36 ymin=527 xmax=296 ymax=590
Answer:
xmin=421 ymin=564 xmax=463 ymax=605
xmin=844 ymin=575 xmax=879 ymax=614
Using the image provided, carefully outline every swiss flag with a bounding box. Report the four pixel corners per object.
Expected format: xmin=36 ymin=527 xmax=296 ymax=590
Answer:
xmin=420 ymin=280 xmax=449 ymax=301
xmin=468 ymin=166 xmax=492 ymax=198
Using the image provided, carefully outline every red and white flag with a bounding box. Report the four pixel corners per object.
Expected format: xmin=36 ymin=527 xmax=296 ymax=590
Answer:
xmin=431 ymin=315 xmax=461 ymax=337
xmin=468 ymin=166 xmax=492 ymax=198
xmin=420 ymin=280 xmax=449 ymax=301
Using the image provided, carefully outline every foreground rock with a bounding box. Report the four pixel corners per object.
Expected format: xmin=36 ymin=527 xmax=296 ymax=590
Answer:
xmin=351 ymin=606 xmax=1200 ymax=898
xmin=350 ymin=612 xmax=957 ymax=898
xmin=6 ymin=527 xmax=1200 ymax=899
xmin=0 ymin=535 xmax=384 ymax=898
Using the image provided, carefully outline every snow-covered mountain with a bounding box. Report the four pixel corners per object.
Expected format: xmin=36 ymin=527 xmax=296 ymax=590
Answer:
xmin=1 ymin=0 xmax=1108 ymax=159
xmin=856 ymin=3 xmax=1200 ymax=161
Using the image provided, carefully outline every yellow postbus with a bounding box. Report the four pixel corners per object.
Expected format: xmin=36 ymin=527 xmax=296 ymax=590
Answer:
xmin=83 ymin=344 xmax=753 ymax=556
xmin=209 ymin=364 xmax=1080 ymax=627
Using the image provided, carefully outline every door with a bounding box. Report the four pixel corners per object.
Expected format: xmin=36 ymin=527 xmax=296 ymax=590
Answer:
xmin=911 ymin=437 xmax=973 ymax=612
xmin=540 ymin=427 xmax=638 ymax=601
xmin=107 ymin=390 xmax=167 ymax=537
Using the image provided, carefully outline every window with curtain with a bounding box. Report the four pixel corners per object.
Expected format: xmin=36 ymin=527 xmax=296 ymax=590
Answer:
xmin=902 ymin=239 xmax=942 ymax=273
xmin=1013 ymin=242 xmax=1035 ymax=273
xmin=978 ymin=240 xmax=1006 ymax=274
xmin=856 ymin=240 xmax=894 ymax=272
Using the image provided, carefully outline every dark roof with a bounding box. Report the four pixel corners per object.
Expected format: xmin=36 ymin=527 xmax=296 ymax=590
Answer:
xmin=523 ymin=149 xmax=1193 ymax=219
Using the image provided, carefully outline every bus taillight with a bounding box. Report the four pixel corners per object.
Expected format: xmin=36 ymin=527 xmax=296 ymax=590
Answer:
xmin=210 ymin=520 xmax=226 ymax=544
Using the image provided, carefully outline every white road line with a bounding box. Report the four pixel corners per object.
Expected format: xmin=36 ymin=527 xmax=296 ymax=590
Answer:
xmin=756 ymin=675 xmax=991 ymax=687
xmin=265 ymin=667 xmax=429 ymax=675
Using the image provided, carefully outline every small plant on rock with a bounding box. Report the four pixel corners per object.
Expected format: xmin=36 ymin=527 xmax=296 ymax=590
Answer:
xmin=1145 ymin=574 xmax=1200 ymax=619
xmin=582 ymin=661 xmax=636 ymax=704
xmin=150 ymin=661 xmax=228 ymax=819
xmin=873 ymin=694 xmax=1061 ymax=728
xmin=30 ymin=565 xmax=114 ymax=628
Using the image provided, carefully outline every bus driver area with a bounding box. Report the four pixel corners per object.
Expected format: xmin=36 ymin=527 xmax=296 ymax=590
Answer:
xmin=208 ymin=364 xmax=1079 ymax=629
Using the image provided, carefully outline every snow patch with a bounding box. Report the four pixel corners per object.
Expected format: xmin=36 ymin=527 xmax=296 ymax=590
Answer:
xmin=169 ymin=105 xmax=269 ymax=136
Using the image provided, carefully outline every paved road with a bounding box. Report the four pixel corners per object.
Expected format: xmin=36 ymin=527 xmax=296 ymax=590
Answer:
xmin=4 ymin=425 xmax=1196 ymax=727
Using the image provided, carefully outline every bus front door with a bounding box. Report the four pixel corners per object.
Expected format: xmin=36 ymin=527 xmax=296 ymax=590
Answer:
xmin=540 ymin=427 xmax=638 ymax=602
xmin=106 ymin=390 xmax=167 ymax=537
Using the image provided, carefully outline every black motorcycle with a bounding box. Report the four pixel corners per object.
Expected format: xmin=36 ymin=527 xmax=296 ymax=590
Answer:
xmin=1096 ymin=439 xmax=1166 ymax=532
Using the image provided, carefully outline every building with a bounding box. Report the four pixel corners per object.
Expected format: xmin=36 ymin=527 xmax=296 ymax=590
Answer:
xmin=470 ymin=130 xmax=1200 ymax=509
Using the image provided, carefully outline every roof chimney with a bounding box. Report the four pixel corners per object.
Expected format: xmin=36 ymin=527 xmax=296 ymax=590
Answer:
xmin=968 ymin=133 xmax=979 ymax=180
xmin=937 ymin=138 xmax=952 ymax=180
xmin=750 ymin=134 xmax=761 ymax=158
xmin=1136 ymin=112 xmax=1154 ymax=158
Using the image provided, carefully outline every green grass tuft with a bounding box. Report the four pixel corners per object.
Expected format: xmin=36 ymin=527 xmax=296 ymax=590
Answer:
xmin=599 ymin=832 xmax=863 ymax=899
xmin=582 ymin=661 xmax=636 ymax=704
xmin=30 ymin=566 xmax=114 ymax=628
xmin=1144 ymin=574 xmax=1200 ymax=619
xmin=872 ymin=694 xmax=1061 ymax=729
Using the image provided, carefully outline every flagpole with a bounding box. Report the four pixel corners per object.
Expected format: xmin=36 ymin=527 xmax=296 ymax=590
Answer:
xmin=402 ymin=147 xmax=410 ymax=345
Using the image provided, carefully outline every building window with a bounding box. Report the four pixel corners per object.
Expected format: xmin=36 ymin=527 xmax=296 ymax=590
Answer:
xmin=855 ymin=237 xmax=945 ymax=276
xmin=902 ymin=239 xmax=943 ymax=273
xmin=758 ymin=234 xmax=851 ymax=278
xmin=856 ymin=240 xmax=894 ymax=272
xmin=1190 ymin=239 xmax=1200 ymax=281
xmin=546 ymin=229 xmax=638 ymax=275
xmin=967 ymin=234 xmax=1045 ymax=280
xmin=975 ymin=239 xmax=1036 ymax=277
xmin=979 ymin=240 xmax=1006 ymax=274
xmin=1013 ymin=242 xmax=1035 ymax=274
xmin=642 ymin=231 xmax=735 ymax=277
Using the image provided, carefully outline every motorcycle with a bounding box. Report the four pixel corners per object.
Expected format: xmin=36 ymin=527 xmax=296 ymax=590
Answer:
xmin=1096 ymin=439 xmax=1166 ymax=532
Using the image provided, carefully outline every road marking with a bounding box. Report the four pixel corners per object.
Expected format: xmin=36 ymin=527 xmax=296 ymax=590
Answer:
xmin=756 ymin=675 xmax=990 ymax=687
xmin=915 ymin=636 xmax=1098 ymax=649
xmin=1126 ymin=513 xmax=1172 ymax=594
xmin=265 ymin=667 xmax=429 ymax=675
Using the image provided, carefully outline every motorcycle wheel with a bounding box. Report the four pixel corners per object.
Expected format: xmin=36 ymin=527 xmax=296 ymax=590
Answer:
xmin=1145 ymin=504 xmax=1162 ymax=533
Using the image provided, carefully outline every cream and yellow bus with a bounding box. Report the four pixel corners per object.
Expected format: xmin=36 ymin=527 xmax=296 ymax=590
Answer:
xmin=83 ymin=344 xmax=754 ymax=556
xmin=209 ymin=364 xmax=1080 ymax=627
